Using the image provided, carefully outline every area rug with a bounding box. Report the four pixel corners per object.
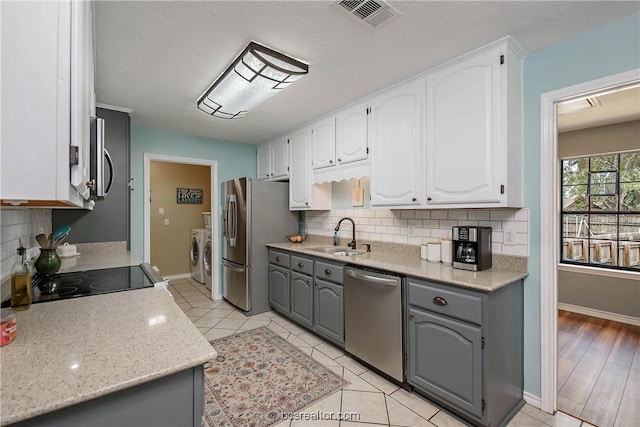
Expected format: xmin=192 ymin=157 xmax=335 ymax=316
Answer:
xmin=203 ymin=326 xmax=349 ymax=427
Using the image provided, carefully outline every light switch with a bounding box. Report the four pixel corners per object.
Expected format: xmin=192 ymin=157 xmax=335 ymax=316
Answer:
xmin=159 ymin=207 xmax=164 ymax=214
xmin=164 ymin=218 xmax=170 ymax=226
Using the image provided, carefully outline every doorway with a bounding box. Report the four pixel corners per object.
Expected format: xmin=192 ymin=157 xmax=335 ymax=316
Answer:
xmin=539 ymin=69 xmax=639 ymax=415
xmin=143 ymin=153 xmax=219 ymax=300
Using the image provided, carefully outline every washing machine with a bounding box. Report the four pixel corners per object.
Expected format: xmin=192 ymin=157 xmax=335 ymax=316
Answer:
xmin=204 ymin=229 xmax=213 ymax=292
xmin=190 ymin=228 xmax=207 ymax=284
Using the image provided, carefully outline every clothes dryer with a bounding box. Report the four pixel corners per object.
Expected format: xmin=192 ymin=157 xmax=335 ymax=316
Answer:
xmin=204 ymin=229 xmax=213 ymax=292
xmin=190 ymin=228 xmax=207 ymax=284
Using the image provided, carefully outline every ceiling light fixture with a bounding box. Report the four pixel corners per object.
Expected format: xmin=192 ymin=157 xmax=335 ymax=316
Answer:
xmin=197 ymin=41 xmax=309 ymax=119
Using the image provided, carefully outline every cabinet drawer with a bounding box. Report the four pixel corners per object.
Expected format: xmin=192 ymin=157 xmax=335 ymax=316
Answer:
xmin=315 ymin=261 xmax=343 ymax=283
xmin=408 ymin=279 xmax=482 ymax=325
xmin=291 ymin=256 xmax=313 ymax=275
xmin=269 ymin=251 xmax=290 ymax=268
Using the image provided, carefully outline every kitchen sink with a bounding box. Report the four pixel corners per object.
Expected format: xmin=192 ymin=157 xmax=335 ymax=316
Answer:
xmin=306 ymin=247 xmax=367 ymax=257
xmin=332 ymin=250 xmax=367 ymax=257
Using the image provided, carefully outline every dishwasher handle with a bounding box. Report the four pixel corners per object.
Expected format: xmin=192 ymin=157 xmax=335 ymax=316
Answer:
xmin=345 ymin=268 xmax=399 ymax=287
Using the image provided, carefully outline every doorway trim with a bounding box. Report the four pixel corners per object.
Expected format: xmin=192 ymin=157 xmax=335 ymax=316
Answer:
xmin=143 ymin=153 xmax=220 ymax=300
xmin=539 ymin=68 xmax=639 ymax=413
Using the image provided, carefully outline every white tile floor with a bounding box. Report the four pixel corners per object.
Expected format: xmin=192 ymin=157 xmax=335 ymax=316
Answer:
xmin=172 ymin=278 xmax=592 ymax=427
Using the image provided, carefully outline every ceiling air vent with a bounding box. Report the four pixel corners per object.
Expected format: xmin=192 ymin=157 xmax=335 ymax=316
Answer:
xmin=335 ymin=0 xmax=400 ymax=29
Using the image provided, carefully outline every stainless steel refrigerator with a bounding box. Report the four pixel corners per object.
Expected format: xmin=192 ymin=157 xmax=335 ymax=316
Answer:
xmin=222 ymin=177 xmax=298 ymax=315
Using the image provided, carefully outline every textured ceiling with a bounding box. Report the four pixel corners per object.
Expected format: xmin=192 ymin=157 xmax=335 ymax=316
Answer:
xmin=95 ymin=1 xmax=640 ymax=144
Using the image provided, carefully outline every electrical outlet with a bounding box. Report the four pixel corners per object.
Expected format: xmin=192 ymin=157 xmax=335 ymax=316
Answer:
xmin=159 ymin=207 xmax=164 ymax=214
xmin=164 ymin=218 xmax=170 ymax=226
xmin=503 ymin=224 xmax=516 ymax=246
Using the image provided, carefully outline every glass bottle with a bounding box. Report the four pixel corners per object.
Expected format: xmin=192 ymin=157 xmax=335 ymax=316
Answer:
xmin=11 ymin=245 xmax=32 ymax=310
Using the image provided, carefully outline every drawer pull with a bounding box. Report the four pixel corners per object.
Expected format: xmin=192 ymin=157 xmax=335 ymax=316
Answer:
xmin=324 ymin=268 xmax=332 ymax=276
xmin=298 ymin=262 xmax=304 ymax=268
xmin=433 ymin=296 xmax=448 ymax=306
xmin=275 ymin=256 xmax=280 ymax=262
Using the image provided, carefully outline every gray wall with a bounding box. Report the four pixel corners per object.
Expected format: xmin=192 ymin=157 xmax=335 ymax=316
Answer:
xmin=558 ymin=270 xmax=640 ymax=317
xmin=558 ymin=119 xmax=640 ymax=158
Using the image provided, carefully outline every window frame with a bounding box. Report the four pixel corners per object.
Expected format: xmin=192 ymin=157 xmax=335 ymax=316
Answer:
xmin=560 ymin=151 xmax=640 ymax=272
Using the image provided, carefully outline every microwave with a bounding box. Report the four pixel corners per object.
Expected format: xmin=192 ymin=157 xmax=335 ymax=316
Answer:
xmin=89 ymin=117 xmax=113 ymax=199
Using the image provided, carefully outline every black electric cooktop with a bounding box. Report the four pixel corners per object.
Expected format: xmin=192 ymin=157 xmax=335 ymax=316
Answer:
xmin=29 ymin=265 xmax=157 ymax=304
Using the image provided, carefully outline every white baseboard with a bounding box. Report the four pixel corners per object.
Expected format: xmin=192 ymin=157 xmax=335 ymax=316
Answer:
xmin=558 ymin=302 xmax=640 ymax=326
xmin=523 ymin=391 xmax=541 ymax=409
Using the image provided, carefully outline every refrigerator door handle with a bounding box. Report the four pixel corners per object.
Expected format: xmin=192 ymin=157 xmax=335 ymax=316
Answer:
xmin=228 ymin=194 xmax=237 ymax=247
xmin=221 ymin=259 xmax=245 ymax=273
xmin=223 ymin=194 xmax=229 ymax=241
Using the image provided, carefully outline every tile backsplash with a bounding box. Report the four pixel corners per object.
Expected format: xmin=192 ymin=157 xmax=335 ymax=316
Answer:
xmin=1 ymin=209 xmax=52 ymax=283
xmin=304 ymin=208 xmax=530 ymax=257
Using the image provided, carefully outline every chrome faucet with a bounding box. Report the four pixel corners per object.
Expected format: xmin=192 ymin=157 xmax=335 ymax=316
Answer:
xmin=335 ymin=217 xmax=357 ymax=249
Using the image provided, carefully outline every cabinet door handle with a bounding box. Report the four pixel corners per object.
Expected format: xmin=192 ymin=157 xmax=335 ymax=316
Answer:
xmin=338 ymin=158 xmax=342 ymax=162
xmin=433 ymin=296 xmax=448 ymax=306
xmin=329 ymin=160 xmax=333 ymax=164
xmin=409 ymin=313 xmax=415 ymax=320
xmin=306 ymin=279 xmax=310 ymax=284
xmin=298 ymin=262 xmax=304 ymax=268
xmin=412 ymin=197 xmax=417 ymax=202
xmin=275 ymin=256 xmax=280 ymax=262
xmin=324 ymin=268 xmax=332 ymax=276
xmin=427 ymin=197 xmax=432 ymax=201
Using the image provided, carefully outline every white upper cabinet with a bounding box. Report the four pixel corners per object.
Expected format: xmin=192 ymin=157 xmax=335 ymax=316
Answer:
xmin=289 ymin=128 xmax=331 ymax=210
xmin=289 ymin=128 xmax=312 ymax=209
xmin=369 ymin=80 xmax=422 ymax=207
xmin=311 ymin=117 xmax=336 ymax=169
xmin=423 ymin=40 xmax=524 ymax=208
xmin=257 ymin=144 xmax=271 ymax=179
xmin=336 ymin=102 xmax=369 ymax=165
xmin=311 ymin=105 xmax=369 ymax=171
xmin=271 ymin=138 xmax=289 ymax=178
xmin=1 ymin=0 xmax=95 ymax=208
xmin=257 ymin=138 xmax=289 ymax=180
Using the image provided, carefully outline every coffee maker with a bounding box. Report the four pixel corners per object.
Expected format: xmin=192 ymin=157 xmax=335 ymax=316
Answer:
xmin=452 ymin=226 xmax=492 ymax=271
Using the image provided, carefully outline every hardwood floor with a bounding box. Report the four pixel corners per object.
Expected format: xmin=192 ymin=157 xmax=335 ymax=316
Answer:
xmin=558 ymin=310 xmax=640 ymax=426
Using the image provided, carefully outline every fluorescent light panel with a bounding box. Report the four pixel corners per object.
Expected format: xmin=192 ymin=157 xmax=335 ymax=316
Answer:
xmin=197 ymin=41 xmax=309 ymax=119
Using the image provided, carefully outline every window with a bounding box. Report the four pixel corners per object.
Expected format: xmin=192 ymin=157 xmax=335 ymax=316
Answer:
xmin=561 ymin=151 xmax=640 ymax=271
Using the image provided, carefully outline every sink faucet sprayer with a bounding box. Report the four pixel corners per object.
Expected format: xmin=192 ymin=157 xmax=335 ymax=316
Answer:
xmin=334 ymin=217 xmax=357 ymax=249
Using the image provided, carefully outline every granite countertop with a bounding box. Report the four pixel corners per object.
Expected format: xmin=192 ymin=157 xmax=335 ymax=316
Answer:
xmin=0 ymin=287 xmax=216 ymax=426
xmin=266 ymin=241 xmax=528 ymax=292
xmin=57 ymin=242 xmax=142 ymax=273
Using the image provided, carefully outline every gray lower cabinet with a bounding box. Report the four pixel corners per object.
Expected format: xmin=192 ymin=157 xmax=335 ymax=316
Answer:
xmin=12 ymin=366 xmax=205 ymax=427
xmin=313 ymin=278 xmax=344 ymax=346
xmin=268 ymin=264 xmax=289 ymax=314
xmin=408 ymin=307 xmax=483 ymax=417
xmin=406 ymin=277 xmax=524 ymax=427
xmin=289 ymin=255 xmax=314 ymax=327
xmin=268 ymin=249 xmax=345 ymax=348
xmin=290 ymin=271 xmax=313 ymax=327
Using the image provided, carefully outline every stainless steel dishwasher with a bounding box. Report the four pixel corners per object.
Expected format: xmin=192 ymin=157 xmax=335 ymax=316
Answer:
xmin=344 ymin=266 xmax=404 ymax=382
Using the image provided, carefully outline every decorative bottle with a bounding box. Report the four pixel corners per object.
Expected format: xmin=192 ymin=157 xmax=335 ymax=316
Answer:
xmin=11 ymin=243 xmax=32 ymax=310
